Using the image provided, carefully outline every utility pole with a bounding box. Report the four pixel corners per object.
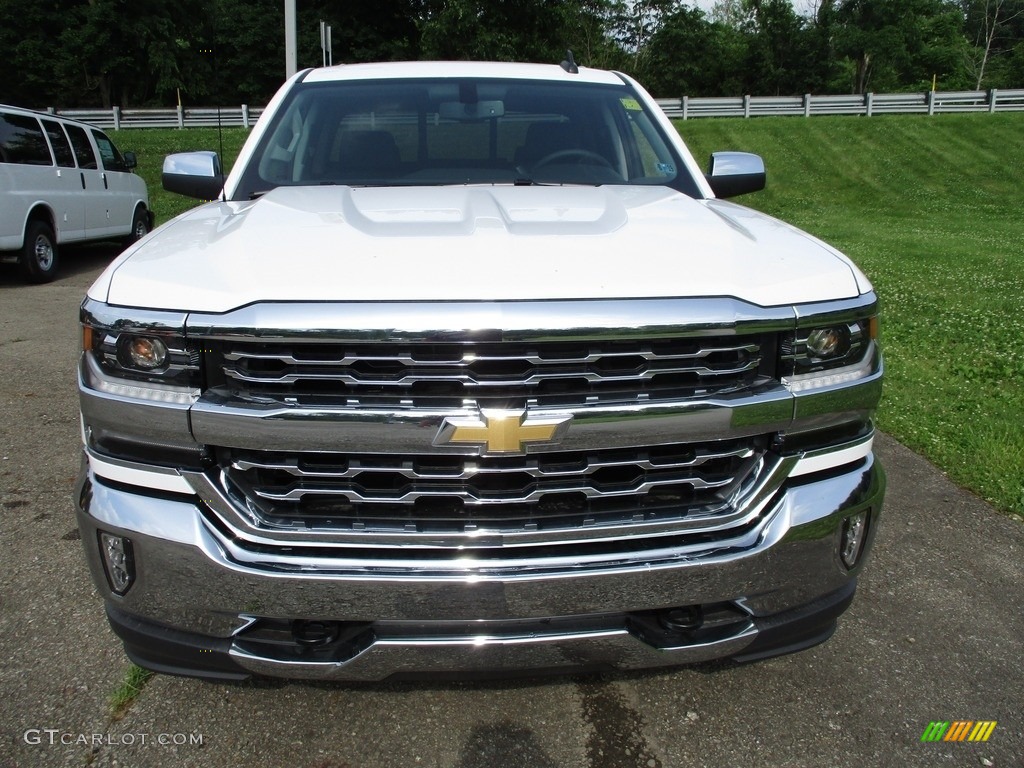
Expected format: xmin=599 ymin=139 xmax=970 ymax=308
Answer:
xmin=285 ymin=0 xmax=297 ymax=79
xmin=320 ymin=20 xmax=332 ymax=67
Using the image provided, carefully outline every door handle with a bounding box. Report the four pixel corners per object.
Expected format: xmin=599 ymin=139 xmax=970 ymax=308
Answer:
xmin=80 ymin=172 xmax=86 ymax=189
xmin=102 ymin=172 xmax=108 ymax=189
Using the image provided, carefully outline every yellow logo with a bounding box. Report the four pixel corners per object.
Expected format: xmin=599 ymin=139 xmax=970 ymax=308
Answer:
xmin=435 ymin=409 xmax=572 ymax=455
xmin=921 ymin=721 xmax=997 ymax=742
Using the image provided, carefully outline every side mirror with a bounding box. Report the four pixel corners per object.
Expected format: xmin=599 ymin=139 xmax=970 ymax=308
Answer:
xmin=705 ymin=151 xmax=766 ymax=198
xmin=122 ymin=151 xmax=138 ymax=170
xmin=162 ymin=151 xmax=224 ymax=201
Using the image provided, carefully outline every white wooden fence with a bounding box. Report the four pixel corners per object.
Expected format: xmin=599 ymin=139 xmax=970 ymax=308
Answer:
xmin=50 ymin=105 xmax=265 ymax=130
xmin=655 ymin=88 xmax=1024 ymax=119
xmin=48 ymin=88 xmax=1024 ymax=129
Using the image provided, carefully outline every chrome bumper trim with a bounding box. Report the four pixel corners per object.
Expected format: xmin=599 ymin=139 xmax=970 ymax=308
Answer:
xmin=84 ymin=429 xmax=873 ymax=549
xmin=76 ymin=454 xmax=883 ymax=642
xmin=227 ymin=621 xmax=759 ymax=681
xmin=188 ymin=385 xmax=795 ymax=454
xmin=87 ymin=450 xmax=193 ymax=495
xmin=79 ymin=358 xmax=197 ymax=452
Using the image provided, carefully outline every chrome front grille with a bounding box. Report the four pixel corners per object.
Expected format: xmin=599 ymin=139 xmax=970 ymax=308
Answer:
xmin=191 ymin=301 xmax=792 ymax=547
xmin=210 ymin=335 xmax=766 ymax=407
xmin=219 ymin=437 xmax=768 ymax=536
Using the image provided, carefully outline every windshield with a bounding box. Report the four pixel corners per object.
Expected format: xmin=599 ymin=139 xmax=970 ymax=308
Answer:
xmin=235 ymin=78 xmax=698 ymax=198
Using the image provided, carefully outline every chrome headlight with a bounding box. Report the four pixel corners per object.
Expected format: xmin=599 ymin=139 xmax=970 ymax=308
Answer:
xmin=81 ymin=301 xmax=200 ymax=403
xmin=782 ymin=311 xmax=880 ymax=392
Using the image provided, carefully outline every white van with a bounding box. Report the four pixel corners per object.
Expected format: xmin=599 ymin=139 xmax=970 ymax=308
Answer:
xmin=0 ymin=104 xmax=151 ymax=282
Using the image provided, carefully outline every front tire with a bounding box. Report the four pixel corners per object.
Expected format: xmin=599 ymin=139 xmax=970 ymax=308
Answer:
xmin=21 ymin=220 xmax=59 ymax=283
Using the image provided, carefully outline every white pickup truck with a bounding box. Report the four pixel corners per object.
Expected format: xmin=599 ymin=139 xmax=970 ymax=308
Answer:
xmin=75 ymin=60 xmax=884 ymax=681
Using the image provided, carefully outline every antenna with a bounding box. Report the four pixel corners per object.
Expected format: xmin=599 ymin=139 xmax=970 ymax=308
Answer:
xmin=216 ymin=86 xmax=225 ymax=201
xmin=560 ymin=50 xmax=579 ymax=75
xmin=212 ymin=6 xmax=226 ymax=202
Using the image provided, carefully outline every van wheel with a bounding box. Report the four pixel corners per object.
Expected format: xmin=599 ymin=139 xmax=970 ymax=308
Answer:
xmin=123 ymin=206 xmax=150 ymax=247
xmin=21 ymin=220 xmax=59 ymax=283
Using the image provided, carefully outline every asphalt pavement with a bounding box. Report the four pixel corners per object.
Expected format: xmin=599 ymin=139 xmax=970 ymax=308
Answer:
xmin=1 ymin=248 xmax=1021 ymax=768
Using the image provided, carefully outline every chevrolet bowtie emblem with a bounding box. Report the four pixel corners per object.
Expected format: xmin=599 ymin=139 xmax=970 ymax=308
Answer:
xmin=435 ymin=409 xmax=572 ymax=455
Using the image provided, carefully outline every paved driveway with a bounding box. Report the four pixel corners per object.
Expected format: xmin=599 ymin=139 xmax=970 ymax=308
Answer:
xmin=2 ymin=251 xmax=1021 ymax=768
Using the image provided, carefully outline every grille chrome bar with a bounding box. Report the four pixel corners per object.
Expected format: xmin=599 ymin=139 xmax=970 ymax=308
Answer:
xmin=222 ymin=342 xmax=761 ymax=385
xmin=221 ymin=360 xmax=760 ymax=387
xmin=213 ymin=335 xmax=766 ymax=406
xmin=220 ymin=438 xmax=767 ymax=534
xmin=249 ymin=472 xmax=735 ymax=505
xmin=188 ymin=449 xmax=795 ymax=548
xmin=231 ymin=445 xmax=754 ymax=479
xmin=223 ymin=342 xmax=759 ymax=368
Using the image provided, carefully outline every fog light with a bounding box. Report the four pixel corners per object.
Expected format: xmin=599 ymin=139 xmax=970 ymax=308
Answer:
xmin=292 ymin=620 xmax=341 ymax=647
xmin=840 ymin=511 xmax=869 ymax=569
xmin=659 ymin=605 xmax=704 ymax=633
xmin=99 ymin=532 xmax=135 ymax=594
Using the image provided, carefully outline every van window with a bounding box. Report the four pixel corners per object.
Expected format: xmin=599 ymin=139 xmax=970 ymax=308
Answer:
xmin=41 ymin=119 xmax=77 ymax=168
xmin=64 ymin=124 xmax=98 ymax=169
xmin=0 ymin=112 xmax=53 ymax=166
xmin=92 ymin=130 xmax=127 ymax=172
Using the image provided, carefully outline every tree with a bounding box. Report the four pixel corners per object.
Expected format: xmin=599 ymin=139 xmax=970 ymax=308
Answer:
xmin=2 ymin=0 xmax=1018 ymax=108
xmin=416 ymin=0 xmax=587 ymax=61
xmin=831 ymin=0 xmax=966 ymax=93
xmin=644 ymin=6 xmax=748 ymax=95
xmin=199 ymin=0 xmax=282 ymax=106
xmin=606 ymin=0 xmax=678 ymax=79
xmin=1001 ymin=38 xmax=1024 ymax=83
xmin=742 ymin=0 xmax=816 ymax=94
xmin=53 ymin=0 xmax=212 ymax=107
xmin=559 ymin=0 xmax=629 ymax=69
xmin=961 ymin=0 xmax=1024 ymax=87
xmin=709 ymin=0 xmax=755 ymax=28
xmin=805 ymin=0 xmax=849 ymax=92
xmin=300 ymin=0 xmax=420 ymax=68
xmin=0 ymin=0 xmax=67 ymax=108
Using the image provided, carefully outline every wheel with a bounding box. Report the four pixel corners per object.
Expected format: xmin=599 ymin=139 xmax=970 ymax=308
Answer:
xmin=123 ymin=206 xmax=151 ymax=247
xmin=21 ymin=220 xmax=59 ymax=283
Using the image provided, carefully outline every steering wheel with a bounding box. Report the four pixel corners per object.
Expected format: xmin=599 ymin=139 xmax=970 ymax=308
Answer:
xmin=532 ymin=149 xmax=614 ymax=171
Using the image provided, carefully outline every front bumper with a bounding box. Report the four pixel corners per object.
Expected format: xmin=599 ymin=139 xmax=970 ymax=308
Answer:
xmin=76 ymin=451 xmax=884 ymax=681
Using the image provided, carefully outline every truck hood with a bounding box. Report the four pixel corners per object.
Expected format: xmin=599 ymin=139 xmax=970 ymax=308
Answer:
xmin=94 ymin=185 xmax=869 ymax=313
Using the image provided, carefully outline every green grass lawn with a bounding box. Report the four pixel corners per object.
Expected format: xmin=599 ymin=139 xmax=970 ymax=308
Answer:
xmin=680 ymin=113 xmax=1024 ymax=516
xmin=110 ymin=113 xmax=1024 ymax=515
xmin=112 ymin=127 xmax=250 ymax=222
